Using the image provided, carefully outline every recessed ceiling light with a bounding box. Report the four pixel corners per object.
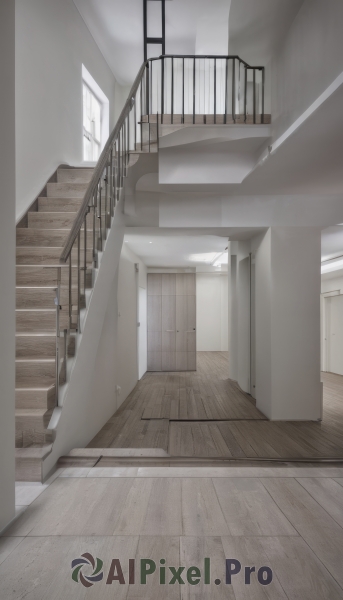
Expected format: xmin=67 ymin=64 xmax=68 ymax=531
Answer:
xmin=149 ymin=242 xmax=153 ymax=244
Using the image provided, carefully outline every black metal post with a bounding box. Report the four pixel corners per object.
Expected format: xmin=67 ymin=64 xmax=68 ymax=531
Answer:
xmin=214 ymin=58 xmax=217 ymax=124
xmin=193 ymin=57 xmax=196 ymax=124
xmin=232 ymin=58 xmax=236 ymax=123
xmin=244 ymin=66 xmax=247 ymax=123
xmin=262 ymin=67 xmax=265 ymax=124
xmin=224 ymin=58 xmax=228 ymax=124
xmin=253 ymin=69 xmax=256 ymax=124
xmin=171 ymin=57 xmax=174 ymax=124
xmin=182 ymin=58 xmax=185 ymax=124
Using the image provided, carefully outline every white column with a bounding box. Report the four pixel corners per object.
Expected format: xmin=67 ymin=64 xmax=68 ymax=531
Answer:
xmin=254 ymin=227 xmax=322 ymax=421
xmin=0 ymin=0 xmax=16 ymax=532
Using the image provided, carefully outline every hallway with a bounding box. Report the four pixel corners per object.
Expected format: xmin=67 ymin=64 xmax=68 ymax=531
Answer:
xmin=88 ymin=352 xmax=343 ymax=460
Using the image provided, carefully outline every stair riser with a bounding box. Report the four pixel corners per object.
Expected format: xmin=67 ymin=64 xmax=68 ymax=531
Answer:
xmin=16 ymin=416 xmax=51 ymax=433
xmin=17 ymin=229 xmax=69 ymax=247
xmin=16 ymin=361 xmax=56 ymax=385
xmin=16 ymin=388 xmax=56 ymax=410
xmin=16 ymin=247 xmax=93 ymax=266
xmin=47 ymin=182 xmax=88 ymax=198
xmin=57 ymin=169 xmax=94 ymax=184
xmin=38 ymin=198 xmax=83 ymax=212
xmin=16 ymin=336 xmax=75 ymax=359
xmin=16 ymin=311 xmax=69 ymax=333
xmin=27 ymin=212 xmax=93 ymax=230
xmin=15 ymin=456 xmax=43 ymax=481
xmin=16 ymin=288 xmax=81 ymax=309
xmin=16 ymin=266 xmax=92 ymax=287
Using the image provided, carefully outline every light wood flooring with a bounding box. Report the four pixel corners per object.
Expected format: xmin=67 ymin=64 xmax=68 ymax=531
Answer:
xmin=2 ymin=465 xmax=343 ymax=598
xmin=88 ymin=352 xmax=343 ymax=460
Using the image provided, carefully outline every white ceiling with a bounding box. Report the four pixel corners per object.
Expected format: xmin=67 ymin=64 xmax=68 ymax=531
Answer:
xmin=124 ymin=226 xmax=264 ymax=267
xmin=73 ymin=0 xmax=303 ymax=85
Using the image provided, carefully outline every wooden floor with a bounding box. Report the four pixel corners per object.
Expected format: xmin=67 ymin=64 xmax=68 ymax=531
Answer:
xmin=88 ymin=352 xmax=343 ymax=460
xmin=3 ymin=464 xmax=343 ymax=598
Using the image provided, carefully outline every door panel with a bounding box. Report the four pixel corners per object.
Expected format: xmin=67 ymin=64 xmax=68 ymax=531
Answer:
xmin=162 ymin=331 xmax=176 ymax=352
xmin=148 ymin=331 xmax=162 ymax=353
xmin=187 ymin=352 xmax=197 ymax=370
xmin=162 ymin=273 xmax=176 ymax=295
xmin=148 ymin=274 xmax=162 ymax=295
xmin=147 ymin=295 xmax=161 ymax=332
xmin=176 ymin=352 xmax=188 ymax=371
xmin=162 ymin=295 xmax=176 ymax=332
xmin=162 ymin=352 xmax=176 ymax=371
xmin=148 ymin=352 xmax=162 ymax=371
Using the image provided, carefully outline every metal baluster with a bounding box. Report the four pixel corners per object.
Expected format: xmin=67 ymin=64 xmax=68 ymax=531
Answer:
xmin=224 ymin=58 xmax=228 ymax=124
xmin=161 ymin=57 xmax=164 ymax=124
xmin=104 ymin=165 xmax=108 ymax=236
xmin=140 ymin=80 xmax=143 ymax=151
xmin=55 ymin=267 xmax=61 ymax=404
xmin=84 ymin=213 xmax=87 ymax=296
xmin=193 ymin=57 xmax=196 ymax=124
xmin=262 ymin=67 xmax=265 ymax=124
xmin=77 ymin=230 xmax=81 ymax=333
xmin=232 ymin=58 xmax=236 ymax=123
xmin=118 ymin=133 xmax=121 ymax=198
xmin=134 ymin=90 xmax=137 ymax=151
xmin=214 ymin=58 xmax=217 ymax=124
xmin=110 ymin=147 xmax=114 ymax=217
xmin=98 ymin=181 xmax=103 ymax=250
xmin=182 ymin=58 xmax=185 ymax=124
xmin=69 ymin=252 xmax=72 ymax=329
xmin=146 ymin=63 xmax=150 ymax=122
xmin=171 ymin=57 xmax=174 ymax=124
xmin=92 ymin=190 xmax=97 ymax=267
xmin=253 ymin=68 xmax=256 ymax=124
xmin=244 ymin=66 xmax=247 ymax=123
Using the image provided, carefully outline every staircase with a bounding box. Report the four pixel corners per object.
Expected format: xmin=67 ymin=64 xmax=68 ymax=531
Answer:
xmin=15 ymin=167 xmax=93 ymax=480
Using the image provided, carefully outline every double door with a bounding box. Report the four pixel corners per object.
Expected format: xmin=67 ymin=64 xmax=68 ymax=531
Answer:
xmin=147 ymin=273 xmax=196 ymax=371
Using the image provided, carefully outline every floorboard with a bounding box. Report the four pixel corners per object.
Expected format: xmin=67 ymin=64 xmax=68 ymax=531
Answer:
xmin=87 ymin=352 xmax=343 ymax=460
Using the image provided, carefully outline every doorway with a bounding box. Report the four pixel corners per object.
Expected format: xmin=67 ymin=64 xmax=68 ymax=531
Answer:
xmin=147 ymin=273 xmax=196 ymax=371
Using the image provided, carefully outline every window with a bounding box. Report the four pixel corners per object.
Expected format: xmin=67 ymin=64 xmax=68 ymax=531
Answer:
xmin=83 ymin=84 xmax=101 ymax=162
xmin=82 ymin=65 xmax=109 ymax=163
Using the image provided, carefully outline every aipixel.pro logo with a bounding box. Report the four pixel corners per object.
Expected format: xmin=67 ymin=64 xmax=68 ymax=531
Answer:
xmin=71 ymin=555 xmax=273 ymax=588
xmin=71 ymin=553 xmax=104 ymax=588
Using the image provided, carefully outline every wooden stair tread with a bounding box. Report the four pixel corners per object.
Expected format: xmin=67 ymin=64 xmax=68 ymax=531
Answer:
xmin=16 ymin=444 xmax=52 ymax=459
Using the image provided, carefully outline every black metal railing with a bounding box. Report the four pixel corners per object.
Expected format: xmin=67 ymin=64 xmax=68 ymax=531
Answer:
xmin=54 ymin=54 xmax=267 ymax=405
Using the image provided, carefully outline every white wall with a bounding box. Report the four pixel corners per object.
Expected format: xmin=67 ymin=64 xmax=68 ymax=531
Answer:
xmin=253 ymin=227 xmax=322 ymax=421
xmin=196 ymin=274 xmax=228 ymax=352
xmin=272 ymin=0 xmax=343 ymax=141
xmin=0 ymin=0 xmax=16 ymax=532
xmin=15 ymin=0 xmax=120 ymax=221
xmin=116 ymin=245 xmax=147 ymax=407
xmin=320 ymin=275 xmax=343 ymax=372
xmin=321 ymin=275 xmax=343 ymax=295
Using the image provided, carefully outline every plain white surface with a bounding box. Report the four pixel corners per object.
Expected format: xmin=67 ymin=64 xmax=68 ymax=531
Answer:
xmin=254 ymin=228 xmax=322 ymax=421
xmin=196 ymin=275 xmax=228 ymax=352
xmin=272 ymin=0 xmax=343 ymax=143
xmin=0 ymin=0 xmax=16 ymax=533
xmin=326 ymin=295 xmax=343 ymax=376
xmin=117 ymin=245 xmax=147 ymax=405
xmin=138 ymin=287 xmax=148 ymax=380
xmin=15 ymin=0 xmax=119 ymax=221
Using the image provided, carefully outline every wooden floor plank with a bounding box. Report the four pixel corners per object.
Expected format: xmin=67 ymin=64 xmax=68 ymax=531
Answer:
xmin=89 ymin=352 xmax=343 ymax=460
